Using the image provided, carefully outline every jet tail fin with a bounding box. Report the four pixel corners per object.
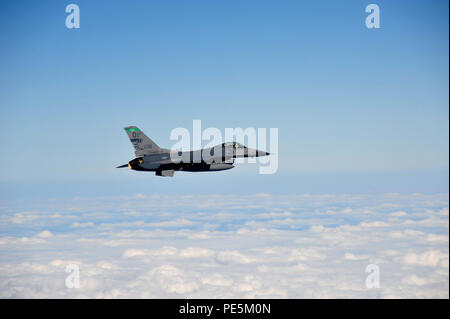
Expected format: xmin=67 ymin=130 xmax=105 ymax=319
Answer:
xmin=124 ymin=126 xmax=161 ymax=156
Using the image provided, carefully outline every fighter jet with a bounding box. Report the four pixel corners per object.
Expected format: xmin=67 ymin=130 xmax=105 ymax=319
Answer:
xmin=117 ymin=126 xmax=270 ymax=177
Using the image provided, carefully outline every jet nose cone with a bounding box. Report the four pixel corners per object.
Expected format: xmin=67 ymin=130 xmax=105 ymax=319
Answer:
xmin=257 ymin=151 xmax=270 ymax=157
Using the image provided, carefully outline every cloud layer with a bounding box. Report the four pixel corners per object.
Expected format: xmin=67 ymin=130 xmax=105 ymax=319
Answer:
xmin=0 ymin=193 xmax=448 ymax=298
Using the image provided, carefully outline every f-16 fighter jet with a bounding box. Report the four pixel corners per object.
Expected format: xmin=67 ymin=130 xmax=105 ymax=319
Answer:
xmin=117 ymin=126 xmax=269 ymax=177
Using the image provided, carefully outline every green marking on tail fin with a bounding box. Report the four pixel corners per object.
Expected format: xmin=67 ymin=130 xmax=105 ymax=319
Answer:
xmin=125 ymin=127 xmax=140 ymax=132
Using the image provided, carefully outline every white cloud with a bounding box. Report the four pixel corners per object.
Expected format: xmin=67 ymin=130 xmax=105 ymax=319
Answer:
xmin=72 ymin=222 xmax=94 ymax=228
xmin=403 ymin=275 xmax=441 ymax=286
xmin=36 ymin=230 xmax=53 ymax=238
xmin=337 ymin=221 xmax=390 ymax=232
xmin=149 ymin=219 xmax=193 ymax=227
xmin=10 ymin=213 xmax=39 ymax=224
xmin=179 ymin=247 xmax=214 ymax=258
xmin=341 ymin=208 xmax=353 ymax=214
xmin=389 ymin=229 xmax=424 ymax=239
xmin=390 ymin=211 xmax=408 ymax=217
xmin=288 ymin=248 xmax=326 ymax=261
xmin=201 ymin=274 xmax=233 ymax=287
xmin=0 ymin=193 xmax=448 ymax=298
xmin=344 ymin=252 xmax=369 ymax=261
xmin=309 ymin=225 xmax=327 ymax=232
xmin=157 ymin=246 xmax=178 ymax=256
xmin=425 ymin=234 xmax=449 ymax=243
xmin=217 ymin=251 xmax=256 ymax=264
xmin=399 ymin=250 xmax=448 ymax=267
xmin=147 ymin=265 xmax=199 ymax=294
xmin=123 ymin=249 xmax=148 ymax=258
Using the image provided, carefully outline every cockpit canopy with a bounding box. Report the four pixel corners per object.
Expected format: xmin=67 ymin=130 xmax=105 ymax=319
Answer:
xmin=223 ymin=142 xmax=246 ymax=149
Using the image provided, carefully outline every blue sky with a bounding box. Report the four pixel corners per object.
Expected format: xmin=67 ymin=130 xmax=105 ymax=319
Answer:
xmin=0 ymin=1 xmax=448 ymax=299
xmin=0 ymin=0 xmax=448 ymax=199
